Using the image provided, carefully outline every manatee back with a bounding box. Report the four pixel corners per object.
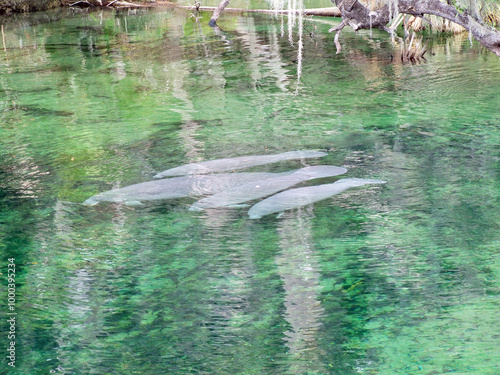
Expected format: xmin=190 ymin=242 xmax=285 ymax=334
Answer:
xmin=248 ymin=178 xmax=386 ymax=219
xmin=154 ymin=150 xmax=328 ymax=178
xmin=294 ymin=165 xmax=347 ymax=180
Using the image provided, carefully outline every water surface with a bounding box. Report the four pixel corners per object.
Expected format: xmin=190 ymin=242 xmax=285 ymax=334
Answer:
xmin=1 ymin=7 xmax=499 ymax=375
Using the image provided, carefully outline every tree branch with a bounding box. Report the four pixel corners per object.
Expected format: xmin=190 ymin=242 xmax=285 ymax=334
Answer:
xmin=209 ymin=0 xmax=231 ymax=26
xmin=331 ymin=0 xmax=500 ymax=56
xmin=398 ymin=0 xmax=500 ymax=56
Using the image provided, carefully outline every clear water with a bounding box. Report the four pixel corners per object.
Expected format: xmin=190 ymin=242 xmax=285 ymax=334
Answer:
xmin=1 ymin=7 xmax=499 ymax=375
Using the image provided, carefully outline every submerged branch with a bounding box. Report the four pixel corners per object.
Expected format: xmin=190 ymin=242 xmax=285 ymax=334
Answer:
xmin=209 ymin=0 xmax=230 ymax=26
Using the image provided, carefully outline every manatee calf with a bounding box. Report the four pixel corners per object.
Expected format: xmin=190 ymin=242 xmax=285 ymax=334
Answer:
xmin=153 ymin=150 xmax=328 ymax=178
xmin=247 ymin=178 xmax=386 ymax=219
xmin=190 ymin=165 xmax=347 ymax=211
xmin=83 ymin=172 xmax=293 ymax=206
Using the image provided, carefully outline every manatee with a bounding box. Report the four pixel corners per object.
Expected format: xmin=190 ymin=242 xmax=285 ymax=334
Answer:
xmin=83 ymin=172 xmax=294 ymax=206
xmin=247 ymin=178 xmax=386 ymax=219
xmin=153 ymin=150 xmax=328 ymax=178
xmin=190 ymin=165 xmax=348 ymax=211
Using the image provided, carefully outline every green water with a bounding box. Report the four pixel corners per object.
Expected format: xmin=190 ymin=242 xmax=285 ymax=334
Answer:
xmin=1 ymin=7 xmax=499 ymax=375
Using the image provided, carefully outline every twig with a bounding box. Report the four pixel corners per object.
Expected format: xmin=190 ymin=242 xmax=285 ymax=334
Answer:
xmin=389 ymin=13 xmax=405 ymax=31
xmin=190 ymin=1 xmax=201 ymax=11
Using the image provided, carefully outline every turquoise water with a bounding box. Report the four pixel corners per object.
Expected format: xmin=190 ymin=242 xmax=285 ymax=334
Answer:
xmin=1 ymin=7 xmax=499 ymax=374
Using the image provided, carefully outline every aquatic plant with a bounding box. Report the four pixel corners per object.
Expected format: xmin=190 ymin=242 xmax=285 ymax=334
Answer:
xmin=399 ymin=32 xmax=428 ymax=62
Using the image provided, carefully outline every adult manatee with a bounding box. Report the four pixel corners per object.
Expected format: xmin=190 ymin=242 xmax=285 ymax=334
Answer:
xmin=190 ymin=165 xmax=348 ymax=211
xmin=83 ymin=172 xmax=294 ymax=206
xmin=154 ymin=150 xmax=328 ymax=178
xmin=248 ymin=178 xmax=386 ymax=219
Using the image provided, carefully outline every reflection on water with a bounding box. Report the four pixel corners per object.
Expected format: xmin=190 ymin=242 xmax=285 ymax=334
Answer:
xmin=276 ymin=207 xmax=325 ymax=373
xmin=1 ymin=6 xmax=499 ymax=375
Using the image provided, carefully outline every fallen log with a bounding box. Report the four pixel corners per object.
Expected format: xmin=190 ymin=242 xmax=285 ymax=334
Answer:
xmin=65 ymin=1 xmax=341 ymax=17
xmin=179 ymin=5 xmax=341 ymax=18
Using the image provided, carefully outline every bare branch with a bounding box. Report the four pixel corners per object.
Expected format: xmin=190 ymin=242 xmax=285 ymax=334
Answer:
xmin=209 ymin=0 xmax=231 ymax=26
xmin=329 ymin=20 xmax=346 ymax=53
xmin=329 ymin=19 xmax=346 ymax=33
xmin=398 ymin=0 xmax=500 ymax=56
